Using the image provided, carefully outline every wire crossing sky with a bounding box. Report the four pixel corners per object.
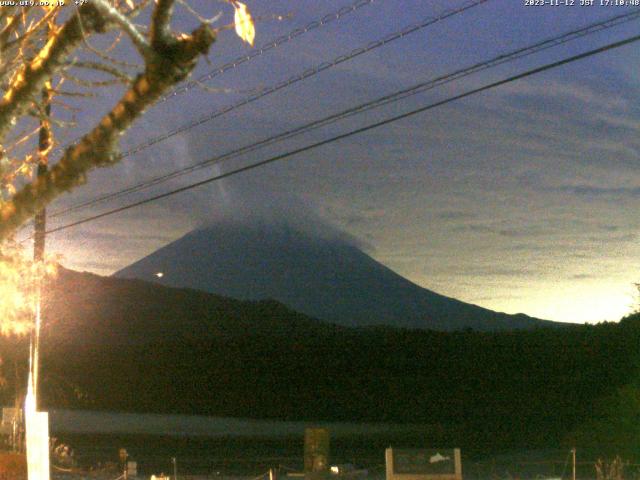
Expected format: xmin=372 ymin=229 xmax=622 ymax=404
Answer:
xmin=41 ymin=0 xmax=640 ymax=325
xmin=51 ymin=0 xmax=490 ymax=218
xmin=50 ymin=0 xmax=379 ymax=158
xmin=39 ymin=31 xmax=640 ymax=237
xmin=50 ymin=9 xmax=640 ymax=219
xmin=161 ymin=0 xmax=378 ymax=101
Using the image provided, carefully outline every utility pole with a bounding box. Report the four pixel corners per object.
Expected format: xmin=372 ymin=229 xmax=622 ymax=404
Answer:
xmin=572 ymin=448 xmax=576 ymax=480
xmin=24 ymin=65 xmax=53 ymax=480
xmin=32 ymin=81 xmax=52 ymax=405
xmin=34 ymin=84 xmax=51 ymax=262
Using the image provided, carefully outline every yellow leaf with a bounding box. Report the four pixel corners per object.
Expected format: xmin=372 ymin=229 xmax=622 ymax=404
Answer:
xmin=233 ymin=1 xmax=255 ymax=47
xmin=17 ymin=163 xmax=33 ymax=177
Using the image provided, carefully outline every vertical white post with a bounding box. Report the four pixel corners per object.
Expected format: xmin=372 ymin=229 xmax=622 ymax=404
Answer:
xmin=25 ymin=284 xmax=50 ymax=480
xmin=25 ymin=371 xmax=50 ymax=480
xmin=27 ymin=51 xmax=52 ymax=480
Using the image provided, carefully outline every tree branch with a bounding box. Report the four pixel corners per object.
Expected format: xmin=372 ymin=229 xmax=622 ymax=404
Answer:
xmin=0 ymin=4 xmax=109 ymax=141
xmin=0 ymin=24 xmax=216 ymax=239
xmin=0 ymin=11 xmax=22 ymax=51
xmin=90 ymin=0 xmax=153 ymax=60
xmin=151 ymin=0 xmax=176 ymax=46
xmin=63 ymin=60 xmax=134 ymax=83
xmin=1 ymin=8 xmax=56 ymax=53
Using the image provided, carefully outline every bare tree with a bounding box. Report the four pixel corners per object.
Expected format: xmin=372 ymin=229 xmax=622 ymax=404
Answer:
xmin=0 ymin=1 xmax=254 ymax=335
xmin=0 ymin=0 xmax=255 ymax=241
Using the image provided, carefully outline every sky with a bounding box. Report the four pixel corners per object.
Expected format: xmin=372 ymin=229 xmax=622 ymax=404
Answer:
xmin=21 ymin=0 xmax=640 ymax=325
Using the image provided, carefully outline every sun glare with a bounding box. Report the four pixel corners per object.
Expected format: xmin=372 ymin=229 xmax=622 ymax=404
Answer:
xmin=0 ymin=243 xmax=57 ymax=336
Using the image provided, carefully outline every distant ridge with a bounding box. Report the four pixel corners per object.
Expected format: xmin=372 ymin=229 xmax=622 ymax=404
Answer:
xmin=43 ymin=267 xmax=338 ymax=347
xmin=18 ymin=266 xmax=629 ymax=453
xmin=114 ymin=221 xmax=560 ymax=331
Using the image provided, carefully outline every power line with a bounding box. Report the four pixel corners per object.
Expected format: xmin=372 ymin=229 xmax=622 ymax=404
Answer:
xmin=41 ymin=32 xmax=640 ymax=237
xmin=162 ymin=0 xmax=378 ymax=101
xmin=51 ymin=0 xmax=378 ymax=157
xmin=49 ymin=0 xmax=490 ymax=215
xmin=126 ymin=0 xmax=489 ymax=155
xmin=51 ymin=9 xmax=640 ymax=218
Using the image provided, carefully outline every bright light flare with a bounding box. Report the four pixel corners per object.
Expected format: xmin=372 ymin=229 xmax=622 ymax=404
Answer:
xmin=0 ymin=242 xmax=57 ymax=337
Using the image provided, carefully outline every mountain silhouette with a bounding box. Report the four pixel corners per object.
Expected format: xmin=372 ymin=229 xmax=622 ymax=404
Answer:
xmin=114 ymin=221 xmax=557 ymax=331
xmin=14 ymin=266 xmax=625 ymax=453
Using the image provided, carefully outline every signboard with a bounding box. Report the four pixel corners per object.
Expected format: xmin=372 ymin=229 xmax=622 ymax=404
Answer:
xmin=304 ymin=427 xmax=330 ymax=472
xmin=2 ymin=407 xmax=19 ymax=425
xmin=386 ymin=448 xmax=461 ymax=480
xmin=0 ymin=407 xmax=20 ymax=437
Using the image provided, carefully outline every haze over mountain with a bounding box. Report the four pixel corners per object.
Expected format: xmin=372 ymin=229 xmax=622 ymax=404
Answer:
xmin=114 ymin=219 xmax=559 ymax=331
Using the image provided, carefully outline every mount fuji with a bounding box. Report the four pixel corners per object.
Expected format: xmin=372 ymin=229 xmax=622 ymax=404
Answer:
xmin=114 ymin=221 xmax=558 ymax=331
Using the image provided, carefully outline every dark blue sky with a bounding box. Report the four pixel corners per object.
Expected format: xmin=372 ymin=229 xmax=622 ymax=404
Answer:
xmin=35 ymin=0 xmax=640 ymax=323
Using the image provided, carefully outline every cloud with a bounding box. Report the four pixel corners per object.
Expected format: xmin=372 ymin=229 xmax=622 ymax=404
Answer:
xmin=74 ymin=260 xmax=124 ymax=272
xmin=193 ymin=187 xmax=372 ymax=251
xmin=452 ymin=224 xmax=494 ymax=234
xmin=440 ymin=266 xmax=535 ymax=277
xmin=570 ymin=273 xmax=596 ymax=280
xmin=452 ymin=223 xmax=552 ymax=238
xmin=494 ymin=80 xmax=628 ymax=112
xmin=556 ymin=184 xmax=640 ymax=198
xmin=326 ymin=207 xmax=387 ymax=228
xmin=469 ymin=294 xmax=523 ymax=302
xmin=587 ymin=233 xmax=636 ymax=243
xmin=595 ymin=110 xmax=640 ymax=129
xmin=497 ymin=228 xmax=539 ymax=238
xmin=436 ymin=211 xmax=476 ymax=221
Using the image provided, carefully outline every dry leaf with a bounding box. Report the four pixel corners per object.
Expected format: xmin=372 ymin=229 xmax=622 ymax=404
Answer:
xmin=233 ymin=1 xmax=255 ymax=47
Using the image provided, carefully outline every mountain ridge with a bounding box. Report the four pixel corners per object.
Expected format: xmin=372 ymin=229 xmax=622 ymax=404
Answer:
xmin=42 ymin=266 xmax=344 ymax=347
xmin=5 ymin=266 xmax=627 ymax=455
xmin=114 ymin=220 xmax=562 ymax=331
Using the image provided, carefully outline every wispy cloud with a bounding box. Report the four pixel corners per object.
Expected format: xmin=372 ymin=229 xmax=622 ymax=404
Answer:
xmin=493 ymin=79 xmax=628 ymax=112
xmin=555 ymin=184 xmax=640 ymax=198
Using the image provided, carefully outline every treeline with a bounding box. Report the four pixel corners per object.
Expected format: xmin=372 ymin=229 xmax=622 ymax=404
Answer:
xmin=33 ymin=317 xmax=640 ymax=455
xmin=0 ymin=268 xmax=639 ymax=456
